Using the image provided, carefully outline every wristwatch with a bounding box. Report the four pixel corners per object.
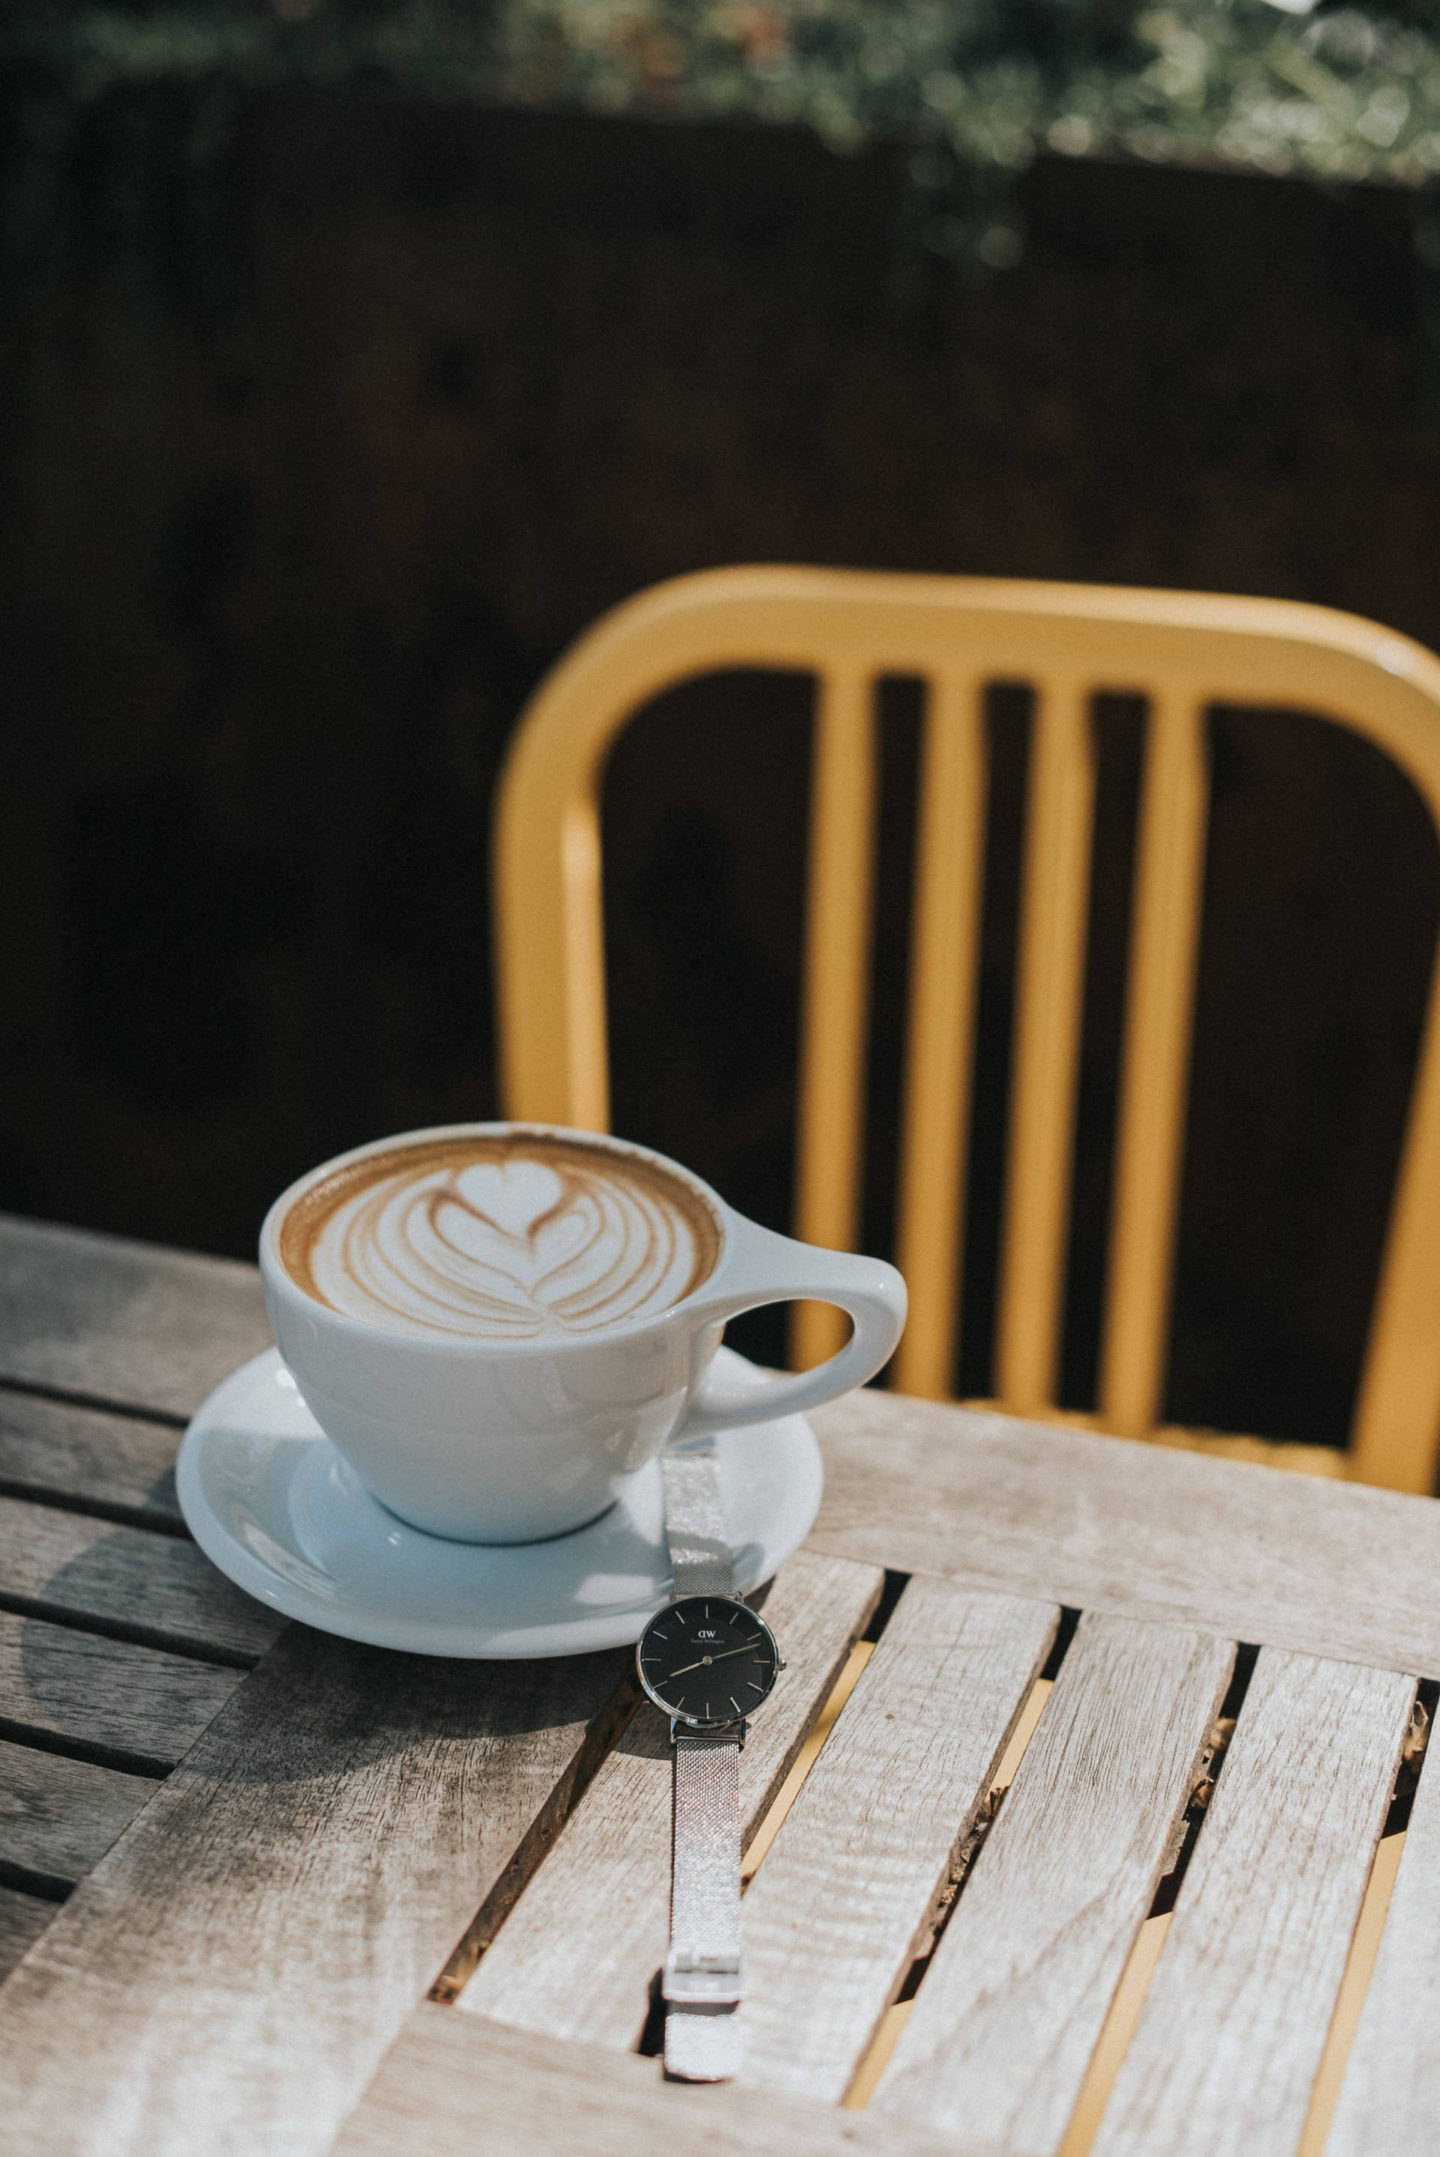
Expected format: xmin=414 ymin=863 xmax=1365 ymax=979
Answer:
xmin=635 ymin=1441 xmax=784 ymax=2082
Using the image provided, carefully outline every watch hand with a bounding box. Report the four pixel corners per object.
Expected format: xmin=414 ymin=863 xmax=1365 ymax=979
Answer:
xmin=665 ymin=1644 xmax=759 ymax=1677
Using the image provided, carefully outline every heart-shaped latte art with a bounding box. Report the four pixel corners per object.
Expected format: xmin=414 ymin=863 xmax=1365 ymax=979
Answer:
xmin=293 ymin=1136 xmax=717 ymax=1341
xmin=452 ymin=1161 xmax=564 ymax=1242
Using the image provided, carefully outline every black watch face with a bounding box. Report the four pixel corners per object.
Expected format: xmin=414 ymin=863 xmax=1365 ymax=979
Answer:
xmin=636 ymin=1596 xmax=780 ymax=1729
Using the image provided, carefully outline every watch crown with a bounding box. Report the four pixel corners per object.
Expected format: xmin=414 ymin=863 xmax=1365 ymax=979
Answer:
xmin=778 ymin=1659 xmax=788 ymax=1672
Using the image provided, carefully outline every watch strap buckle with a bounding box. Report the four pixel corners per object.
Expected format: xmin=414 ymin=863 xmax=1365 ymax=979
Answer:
xmin=663 ymin=1949 xmax=746 ymax=2008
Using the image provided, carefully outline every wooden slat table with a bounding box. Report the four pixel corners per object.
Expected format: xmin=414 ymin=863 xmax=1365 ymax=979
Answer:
xmin=2 ymin=1211 xmax=1440 ymax=2156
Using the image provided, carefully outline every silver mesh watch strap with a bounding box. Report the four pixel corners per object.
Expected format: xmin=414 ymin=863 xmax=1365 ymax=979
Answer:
xmin=660 ymin=1439 xmax=743 ymax=2081
xmin=664 ymin=1735 xmax=744 ymax=2081
xmin=660 ymin=1444 xmax=737 ymax=1598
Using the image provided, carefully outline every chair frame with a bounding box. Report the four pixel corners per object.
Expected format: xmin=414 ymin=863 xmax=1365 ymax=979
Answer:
xmin=494 ymin=565 xmax=1440 ymax=1492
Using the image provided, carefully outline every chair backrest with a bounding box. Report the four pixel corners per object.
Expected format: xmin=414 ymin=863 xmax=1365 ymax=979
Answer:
xmin=493 ymin=566 xmax=1440 ymax=1492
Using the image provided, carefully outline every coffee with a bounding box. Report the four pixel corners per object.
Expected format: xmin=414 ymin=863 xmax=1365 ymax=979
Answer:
xmin=260 ymin=1120 xmax=906 ymax=1541
xmin=279 ymin=1130 xmax=720 ymax=1343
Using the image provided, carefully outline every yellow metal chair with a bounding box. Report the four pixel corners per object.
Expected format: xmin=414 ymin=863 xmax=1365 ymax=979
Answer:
xmin=493 ymin=566 xmax=1440 ymax=1493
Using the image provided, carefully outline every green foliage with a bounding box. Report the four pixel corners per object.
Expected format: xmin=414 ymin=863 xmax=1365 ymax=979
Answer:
xmin=10 ymin=0 xmax=1440 ymax=190
xmin=5 ymin=0 xmax=1440 ymax=301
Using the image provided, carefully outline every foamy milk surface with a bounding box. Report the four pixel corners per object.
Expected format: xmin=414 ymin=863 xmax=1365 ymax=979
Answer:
xmin=282 ymin=1137 xmax=717 ymax=1341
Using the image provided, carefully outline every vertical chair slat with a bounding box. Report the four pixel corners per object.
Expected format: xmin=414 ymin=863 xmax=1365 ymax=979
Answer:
xmin=996 ymin=681 xmax=1097 ymax=1413
xmin=793 ymin=666 xmax=880 ymax=1372
xmin=1349 ymin=933 xmax=1440 ymax=1490
xmin=1099 ymin=692 xmax=1211 ymax=1438
xmin=894 ymin=675 xmax=989 ymax=1399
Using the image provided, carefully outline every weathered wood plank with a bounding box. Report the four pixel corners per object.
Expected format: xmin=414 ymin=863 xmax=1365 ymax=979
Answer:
xmin=0 ymin=1492 xmax=280 ymax=1663
xmin=0 ymin=1389 xmax=182 ymax=1523
xmin=10 ymin=1215 xmax=1440 ymax=1671
xmin=811 ymin=1387 xmax=1440 ymax=1676
xmin=335 ymin=2002 xmax=1015 ymax=2157
xmin=1094 ymin=1650 xmax=1414 ymax=2157
xmin=1326 ymin=1732 xmax=1440 ymax=2153
xmin=0 ymin=1739 xmax=158 ymax=1886
xmin=0 ymin=1886 xmax=55 ymax=1983
xmin=741 ymin=1576 xmax=1058 ymax=2102
xmin=457 ymin=1551 xmax=883 ymax=2050
xmin=0 ymin=1214 xmax=271 ymax=1420
xmin=0 ymin=1612 xmax=243 ymax=1770
xmin=872 ymin=1612 xmax=1234 ymax=2153
xmin=0 ymin=1628 xmax=630 ymax=2157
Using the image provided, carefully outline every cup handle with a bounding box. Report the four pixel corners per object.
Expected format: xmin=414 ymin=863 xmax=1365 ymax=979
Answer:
xmin=676 ymin=1216 xmax=907 ymax=1440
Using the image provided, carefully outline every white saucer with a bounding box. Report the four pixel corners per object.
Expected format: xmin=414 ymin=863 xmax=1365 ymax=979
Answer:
xmin=176 ymin=1346 xmax=823 ymax=1659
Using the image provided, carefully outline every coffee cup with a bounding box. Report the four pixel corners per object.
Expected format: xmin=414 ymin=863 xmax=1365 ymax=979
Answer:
xmin=259 ymin=1122 xmax=907 ymax=1543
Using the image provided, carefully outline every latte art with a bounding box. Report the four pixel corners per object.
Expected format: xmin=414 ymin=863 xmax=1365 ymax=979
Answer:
xmin=280 ymin=1135 xmax=719 ymax=1341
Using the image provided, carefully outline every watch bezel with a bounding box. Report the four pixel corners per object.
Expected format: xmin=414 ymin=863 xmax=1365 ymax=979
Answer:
xmin=636 ymin=1594 xmax=781 ymax=1731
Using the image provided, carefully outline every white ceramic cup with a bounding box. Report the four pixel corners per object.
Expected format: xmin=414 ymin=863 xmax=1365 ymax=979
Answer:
xmin=259 ymin=1122 xmax=907 ymax=1543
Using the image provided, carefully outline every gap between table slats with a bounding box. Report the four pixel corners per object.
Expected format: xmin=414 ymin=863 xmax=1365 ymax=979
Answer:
xmin=739 ymin=1575 xmax=1058 ymax=2102
xmin=1324 ymin=1682 xmax=1440 ymax=2153
xmin=871 ymin=1611 xmax=1234 ymax=2153
xmin=0 ymin=1490 xmax=281 ymax=1664
xmin=0 ymin=1221 xmax=279 ymax=1923
xmin=0 ymin=1407 xmax=276 ymax=1883
xmin=0 ymin=1388 xmax=185 ymax=1528
xmin=740 ymin=1634 xmax=876 ymax=1884
xmin=1052 ymin=1851 xmax=1413 ymax=2157
xmin=0 ymin=1610 xmax=242 ymax=1774
xmin=452 ymin=1551 xmax=883 ymax=2043
xmin=1299 ymin=1825 xmax=1408 ymax=2157
xmin=1090 ymin=1648 xmax=1414 ymax=2157
xmin=0 ymin=1737 xmax=158 ymax=1890
xmin=838 ymin=1666 xmax=1062 ymax=2109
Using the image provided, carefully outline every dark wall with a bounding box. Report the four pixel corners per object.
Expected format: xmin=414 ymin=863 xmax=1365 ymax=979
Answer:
xmin=1 ymin=87 xmax=1437 ymax=1437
